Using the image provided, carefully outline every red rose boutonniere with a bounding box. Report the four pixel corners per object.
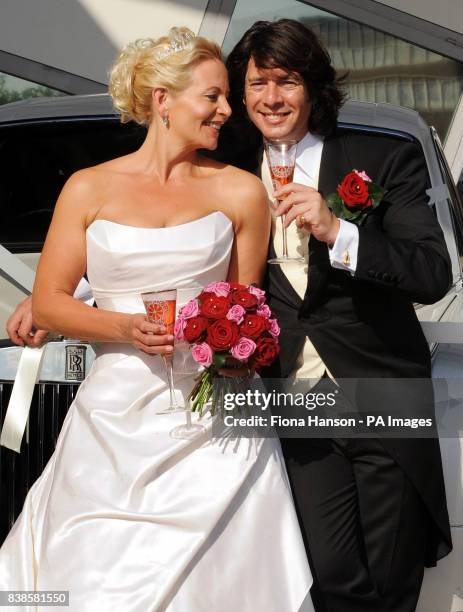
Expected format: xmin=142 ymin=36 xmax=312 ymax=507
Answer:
xmin=326 ymin=169 xmax=386 ymax=225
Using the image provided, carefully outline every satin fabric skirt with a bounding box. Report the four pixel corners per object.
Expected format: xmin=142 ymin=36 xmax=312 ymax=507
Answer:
xmin=0 ymin=344 xmax=313 ymax=612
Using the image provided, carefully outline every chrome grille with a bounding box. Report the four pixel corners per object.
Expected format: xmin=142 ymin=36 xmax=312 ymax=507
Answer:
xmin=0 ymin=381 xmax=79 ymax=544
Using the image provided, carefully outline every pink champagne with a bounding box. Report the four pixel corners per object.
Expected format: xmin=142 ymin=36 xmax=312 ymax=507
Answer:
xmin=144 ymin=299 xmax=176 ymax=334
xmin=271 ymin=164 xmax=294 ymax=189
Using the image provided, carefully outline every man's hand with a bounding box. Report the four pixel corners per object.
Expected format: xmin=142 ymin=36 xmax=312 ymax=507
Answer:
xmin=274 ymin=183 xmax=340 ymax=245
xmin=6 ymin=296 xmax=50 ymax=347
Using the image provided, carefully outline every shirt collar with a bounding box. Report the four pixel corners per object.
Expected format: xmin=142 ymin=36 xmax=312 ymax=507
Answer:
xmin=296 ymin=131 xmax=324 ymax=181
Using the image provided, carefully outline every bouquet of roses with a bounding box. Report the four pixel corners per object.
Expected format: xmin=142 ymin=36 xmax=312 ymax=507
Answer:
xmin=174 ymin=282 xmax=280 ymax=414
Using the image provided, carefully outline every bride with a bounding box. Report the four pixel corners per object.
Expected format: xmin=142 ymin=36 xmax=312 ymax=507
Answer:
xmin=0 ymin=28 xmax=313 ymax=611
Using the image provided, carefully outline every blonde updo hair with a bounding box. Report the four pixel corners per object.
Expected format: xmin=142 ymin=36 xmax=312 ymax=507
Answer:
xmin=108 ymin=27 xmax=223 ymax=125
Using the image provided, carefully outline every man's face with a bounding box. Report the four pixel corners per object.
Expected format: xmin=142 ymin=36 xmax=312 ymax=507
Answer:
xmin=244 ymin=57 xmax=311 ymax=142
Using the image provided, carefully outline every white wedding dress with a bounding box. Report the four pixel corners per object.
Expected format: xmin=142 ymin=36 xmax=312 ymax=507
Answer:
xmin=0 ymin=211 xmax=313 ymax=612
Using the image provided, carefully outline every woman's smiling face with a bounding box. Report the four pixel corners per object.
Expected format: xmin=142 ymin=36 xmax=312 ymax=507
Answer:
xmin=167 ymin=58 xmax=231 ymax=150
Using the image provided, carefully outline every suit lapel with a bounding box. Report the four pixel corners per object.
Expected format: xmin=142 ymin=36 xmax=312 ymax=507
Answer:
xmin=301 ymin=130 xmax=352 ymax=311
xmin=318 ymin=129 xmax=352 ymax=198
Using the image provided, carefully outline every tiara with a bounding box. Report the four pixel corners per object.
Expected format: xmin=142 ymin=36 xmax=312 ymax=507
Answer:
xmin=156 ymin=33 xmax=195 ymax=60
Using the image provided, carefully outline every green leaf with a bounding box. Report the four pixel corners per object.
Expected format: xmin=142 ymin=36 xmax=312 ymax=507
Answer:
xmin=326 ymin=194 xmax=342 ymax=211
xmin=368 ymin=184 xmax=386 ymax=202
xmin=326 ymin=193 xmax=341 ymax=207
xmin=213 ymin=353 xmax=227 ymax=370
xmin=327 ymin=194 xmax=345 ymax=218
xmin=343 ymin=208 xmax=362 ymax=221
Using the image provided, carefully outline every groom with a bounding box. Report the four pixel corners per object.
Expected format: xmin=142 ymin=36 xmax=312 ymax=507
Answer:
xmin=220 ymin=18 xmax=452 ymax=612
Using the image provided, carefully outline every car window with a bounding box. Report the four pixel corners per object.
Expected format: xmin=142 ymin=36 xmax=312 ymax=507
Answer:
xmin=0 ymin=119 xmax=145 ymax=253
xmin=431 ymin=127 xmax=463 ymax=276
xmin=0 ymin=72 xmax=66 ymax=106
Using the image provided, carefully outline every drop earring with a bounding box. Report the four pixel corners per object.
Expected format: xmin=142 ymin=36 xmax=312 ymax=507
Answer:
xmin=162 ymin=114 xmax=170 ymax=128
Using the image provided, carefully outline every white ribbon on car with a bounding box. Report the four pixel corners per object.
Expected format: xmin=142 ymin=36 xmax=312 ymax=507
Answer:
xmin=0 ymin=242 xmax=39 ymax=452
xmin=0 ymin=345 xmax=47 ymax=452
xmin=425 ymin=184 xmax=450 ymax=205
xmin=0 ymin=272 xmax=94 ymax=453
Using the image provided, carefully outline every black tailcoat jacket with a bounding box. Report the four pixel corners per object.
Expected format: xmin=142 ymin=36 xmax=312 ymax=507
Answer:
xmin=213 ymin=125 xmax=453 ymax=566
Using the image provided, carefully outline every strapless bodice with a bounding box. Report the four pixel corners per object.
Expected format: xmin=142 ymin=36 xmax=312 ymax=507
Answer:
xmin=86 ymin=211 xmax=233 ymax=312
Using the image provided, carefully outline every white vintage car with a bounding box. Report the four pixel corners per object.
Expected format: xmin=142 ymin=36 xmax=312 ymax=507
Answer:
xmin=0 ymin=95 xmax=462 ymax=611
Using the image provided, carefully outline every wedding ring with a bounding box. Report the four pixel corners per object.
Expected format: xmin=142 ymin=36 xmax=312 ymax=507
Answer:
xmin=297 ymin=214 xmax=306 ymax=227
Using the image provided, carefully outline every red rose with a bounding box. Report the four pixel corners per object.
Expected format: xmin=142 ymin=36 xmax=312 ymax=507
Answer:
xmin=337 ymin=172 xmax=372 ymax=209
xmin=252 ymin=337 xmax=280 ymax=368
xmin=229 ymin=282 xmax=245 ymax=291
xmin=198 ymin=291 xmax=215 ymax=303
xmin=183 ymin=316 xmax=209 ymax=343
xmin=240 ymin=314 xmax=268 ymax=340
xmin=200 ymin=295 xmax=231 ymax=319
xmin=207 ymin=319 xmax=240 ymax=352
xmin=231 ymin=289 xmax=258 ymax=310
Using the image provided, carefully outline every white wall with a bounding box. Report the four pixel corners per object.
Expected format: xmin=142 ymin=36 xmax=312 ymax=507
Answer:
xmin=0 ymin=0 xmax=208 ymax=84
xmin=375 ymin=0 xmax=463 ymax=34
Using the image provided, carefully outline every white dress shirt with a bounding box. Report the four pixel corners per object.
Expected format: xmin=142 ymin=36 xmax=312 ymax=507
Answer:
xmin=261 ymin=131 xmax=359 ymax=380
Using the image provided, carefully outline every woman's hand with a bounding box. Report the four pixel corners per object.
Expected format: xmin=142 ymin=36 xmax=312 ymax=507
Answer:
xmin=127 ymin=314 xmax=174 ymax=356
xmin=6 ymin=296 xmax=50 ymax=347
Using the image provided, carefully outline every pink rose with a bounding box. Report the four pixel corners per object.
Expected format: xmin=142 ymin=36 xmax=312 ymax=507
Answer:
xmin=231 ymin=337 xmax=257 ymax=362
xmin=248 ymin=286 xmax=266 ymax=304
xmin=354 ymin=169 xmax=372 ymax=183
xmin=226 ymin=304 xmax=246 ymax=324
xmin=180 ymin=299 xmax=199 ymax=319
xmin=256 ymin=304 xmax=271 ymax=319
xmin=268 ymin=319 xmax=280 ymax=338
xmin=203 ymin=281 xmax=230 ymax=297
xmin=174 ymin=316 xmax=186 ymax=341
xmin=191 ymin=342 xmax=213 ymax=367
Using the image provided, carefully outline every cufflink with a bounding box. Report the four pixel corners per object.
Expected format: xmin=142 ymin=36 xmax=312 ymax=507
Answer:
xmin=342 ymin=250 xmax=350 ymax=266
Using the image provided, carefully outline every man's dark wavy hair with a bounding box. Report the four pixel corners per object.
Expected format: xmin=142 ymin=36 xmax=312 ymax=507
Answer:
xmin=226 ymin=19 xmax=346 ymax=137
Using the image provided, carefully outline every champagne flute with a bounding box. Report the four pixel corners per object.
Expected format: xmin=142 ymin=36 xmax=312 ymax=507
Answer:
xmin=141 ymin=289 xmax=183 ymax=413
xmin=264 ymin=138 xmax=304 ymax=264
xmin=170 ymin=399 xmax=206 ymax=440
